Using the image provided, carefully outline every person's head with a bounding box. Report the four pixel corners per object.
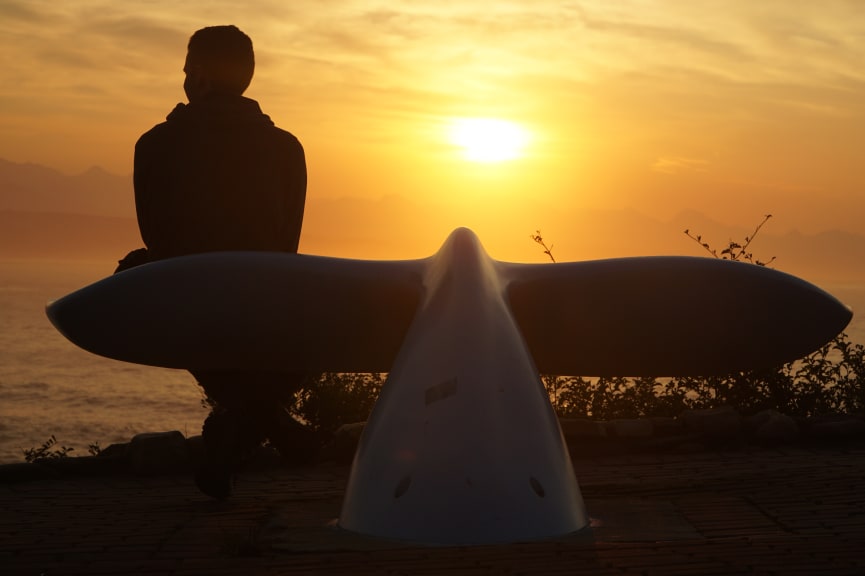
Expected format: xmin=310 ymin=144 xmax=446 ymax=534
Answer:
xmin=184 ymin=25 xmax=255 ymax=101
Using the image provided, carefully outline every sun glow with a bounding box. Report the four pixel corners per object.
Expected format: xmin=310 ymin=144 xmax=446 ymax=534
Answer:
xmin=449 ymin=118 xmax=530 ymax=163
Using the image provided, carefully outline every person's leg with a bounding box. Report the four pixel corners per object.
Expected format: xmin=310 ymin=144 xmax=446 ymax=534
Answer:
xmin=191 ymin=370 xmax=319 ymax=498
xmin=247 ymin=372 xmax=322 ymax=465
xmin=191 ymin=371 xmax=264 ymax=498
xmin=194 ymin=405 xmax=240 ymax=499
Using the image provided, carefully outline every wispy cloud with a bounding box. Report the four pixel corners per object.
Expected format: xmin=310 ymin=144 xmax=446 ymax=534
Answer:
xmin=2 ymin=0 xmax=865 ymax=177
xmin=652 ymin=156 xmax=709 ymax=175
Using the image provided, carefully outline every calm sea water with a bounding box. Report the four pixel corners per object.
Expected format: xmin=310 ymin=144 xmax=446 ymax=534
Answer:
xmin=1 ymin=258 xmax=863 ymax=464
xmin=0 ymin=259 xmax=205 ymax=463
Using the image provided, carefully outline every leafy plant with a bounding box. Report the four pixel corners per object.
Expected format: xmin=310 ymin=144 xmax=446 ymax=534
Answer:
xmin=533 ymin=218 xmax=864 ymax=419
xmin=291 ymin=373 xmax=384 ymax=433
xmin=23 ymin=435 xmax=74 ymax=462
xmin=530 ymin=230 xmax=556 ymax=263
xmin=684 ymin=213 xmax=776 ymax=266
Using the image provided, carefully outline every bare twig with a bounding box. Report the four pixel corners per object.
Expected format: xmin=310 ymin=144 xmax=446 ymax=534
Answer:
xmin=530 ymin=230 xmax=556 ymax=263
xmin=684 ymin=214 xmax=775 ymax=266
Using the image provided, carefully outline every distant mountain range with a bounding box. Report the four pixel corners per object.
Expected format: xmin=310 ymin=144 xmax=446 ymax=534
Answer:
xmin=0 ymin=158 xmax=133 ymax=218
xmin=1 ymin=158 xmax=863 ymax=283
xmin=0 ymin=210 xmax=141 ymax=261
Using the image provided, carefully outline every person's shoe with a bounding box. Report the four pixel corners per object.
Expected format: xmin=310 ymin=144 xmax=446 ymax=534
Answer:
xmin=193 ymin=459 xmax=233 ymax=499
xmin=195 ymin=408 xmax=242 ymax=499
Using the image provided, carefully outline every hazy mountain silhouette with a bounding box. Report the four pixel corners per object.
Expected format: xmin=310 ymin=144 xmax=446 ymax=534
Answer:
xmin=0 ymin=210 xmax=141 ymax=260
xmin=0 ymin=158 xmax=133 ymax=217
xmin=1 ymin=158 xmax=863 ymax=283
xmin=665 ymin=211 xmax=865 ymax=284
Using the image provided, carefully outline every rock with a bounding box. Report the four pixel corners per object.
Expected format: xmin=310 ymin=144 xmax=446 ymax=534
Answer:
xmin=561 ymin=419 xmax=621 ymax=456
xmin=746 ymin=409 xmax=799 ymax=446
xmin=188 ymin=433 xmax=286 ymax=472
xmin=246 ymin=444 xmax=283 ymax=470
xmin=128 ymin=431 xmax=189 ymax=475
xmin=679 ymin=406 xmax=743 ymax=447
xmin=650 ymin=416 xmax=685 ymax=437
xmin=320 ymin=422 xmax=366 ymax=464
xmin=97 ymin=442 xmax=130 ymax=459
xmin=607 ymin=418 xmax=653 ymax=438
xmin=0 ymin=462 xmax=59 ymax=482
xmin=559 ymin=418 xmax=607 ymax=439
xmin=185 ymin=435 xmax=205 ymax=467
xmin=809 ymin=416 xmax=865 ymax=441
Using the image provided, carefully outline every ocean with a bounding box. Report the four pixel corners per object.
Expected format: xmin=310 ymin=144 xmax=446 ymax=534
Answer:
xmin=1 ymin=258 xmax=863 ymax=464
xmin=0 ymin=259 xmax=205 ymax=463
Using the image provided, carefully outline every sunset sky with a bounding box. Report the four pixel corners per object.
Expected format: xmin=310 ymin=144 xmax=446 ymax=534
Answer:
xmin=1 ymin=1 xmax=864 ymax=262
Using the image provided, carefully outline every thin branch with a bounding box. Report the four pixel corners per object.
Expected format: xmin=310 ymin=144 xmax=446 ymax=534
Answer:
xmin=683 ymin=229 xmax=718 ymax=258
xmin=740 ymin=214 xmax=772 ymax=255
xmin=684 ymin=214 xmax=775 ymax=266
xmin=530 ymin=230 xmax=556 ymax=263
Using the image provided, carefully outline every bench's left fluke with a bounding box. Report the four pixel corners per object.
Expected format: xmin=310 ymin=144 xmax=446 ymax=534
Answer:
xmin=46 ymin=251 xmax=425 ymax=373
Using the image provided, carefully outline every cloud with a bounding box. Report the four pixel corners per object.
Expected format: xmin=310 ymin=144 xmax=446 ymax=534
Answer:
xmin=3 ymin=0 xmax=865 ymax=180
xmin=571 ymin=3 xmax=751 ymax=63
xmin=652 ymin=156 xmax=709 ymax=175
xmin=0 ymin=0 xmax=55 ymax=24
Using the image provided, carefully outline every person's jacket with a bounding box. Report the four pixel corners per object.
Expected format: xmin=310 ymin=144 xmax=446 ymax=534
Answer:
xmin=134 ymin=92 xmax=306 ymax=261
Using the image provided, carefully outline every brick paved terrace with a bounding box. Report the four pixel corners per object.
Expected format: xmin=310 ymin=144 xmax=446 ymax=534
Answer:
xmin=2 ymin=443 xmax=865 ymax=575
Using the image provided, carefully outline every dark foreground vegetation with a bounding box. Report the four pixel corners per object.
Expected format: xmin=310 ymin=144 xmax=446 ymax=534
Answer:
xmin=286 ymin=331 xmax=864 ymax=435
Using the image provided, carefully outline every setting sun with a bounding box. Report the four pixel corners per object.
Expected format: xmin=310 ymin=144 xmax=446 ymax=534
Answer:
xmin=449 ymin=118 xmax=530 ymax=163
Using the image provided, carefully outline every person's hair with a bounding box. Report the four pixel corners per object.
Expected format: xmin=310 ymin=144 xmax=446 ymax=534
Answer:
xmin=187 ymin=25 xmax=255 ymax=95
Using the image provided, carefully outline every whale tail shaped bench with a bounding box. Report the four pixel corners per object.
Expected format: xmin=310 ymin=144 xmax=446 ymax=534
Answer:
xmin=47 ymin=227 xmax=852 ymax=545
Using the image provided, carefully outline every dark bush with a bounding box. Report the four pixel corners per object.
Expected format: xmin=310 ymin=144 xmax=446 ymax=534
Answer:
xmin=538 ymin=216 xmax=864 ymax=420
xmin=291 ymin=373 xmax=384 ymax=433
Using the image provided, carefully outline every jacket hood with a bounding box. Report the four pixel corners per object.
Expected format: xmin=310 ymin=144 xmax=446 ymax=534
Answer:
xmin=165 ymin=93 xmax=275 ymax=128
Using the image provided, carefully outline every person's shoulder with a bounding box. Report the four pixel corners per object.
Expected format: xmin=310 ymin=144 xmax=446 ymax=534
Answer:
xmin=269 ymin=124 xmax=304 ymax=152
xmin=135 ymin=122 xmax=173 ymax=155
xmin=138 ymin=120 xmax=171 ymax=139
xmin=136 ymin=104 xmax=187 ymax=148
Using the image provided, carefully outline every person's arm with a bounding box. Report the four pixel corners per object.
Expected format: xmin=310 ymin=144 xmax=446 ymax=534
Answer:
xmin=282 ymin=136 xmax=307 ymax=253
xmin=133 ymin=133 xmax=154 ymax=250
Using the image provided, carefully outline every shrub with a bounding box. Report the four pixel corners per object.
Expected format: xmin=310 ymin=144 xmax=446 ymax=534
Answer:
xmin=23 ymin=435 xmax=74 ymax=462
xmin=537 ymin=218 xmax=864 ymax=419
xmin=291 ymin=373 xmax=384 ymax=433
xmin=546 ymin=335 xmax=865 ymax=420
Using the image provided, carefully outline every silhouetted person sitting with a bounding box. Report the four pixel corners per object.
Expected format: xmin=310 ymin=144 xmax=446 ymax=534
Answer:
xmin=124 ymin=25 xmax=312 ymax=499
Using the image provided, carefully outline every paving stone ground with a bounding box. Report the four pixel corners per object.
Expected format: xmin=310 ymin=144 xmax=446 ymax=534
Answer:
xmin=2 ymin=446 xmax=865 ymax=575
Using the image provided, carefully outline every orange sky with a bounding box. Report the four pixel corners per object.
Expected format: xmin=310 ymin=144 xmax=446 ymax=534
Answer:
xmin=1 ymin=1 xmax=864 ymax=262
